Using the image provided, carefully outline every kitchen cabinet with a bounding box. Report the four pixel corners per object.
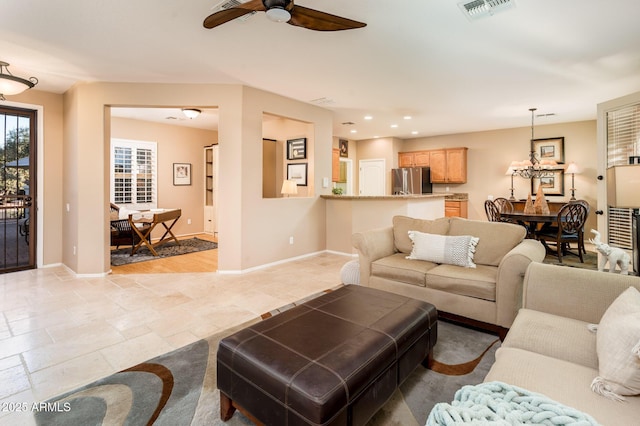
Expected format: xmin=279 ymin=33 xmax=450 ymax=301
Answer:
xmin=445 ymin=200 xmax=468 ymax=218
xmin=399 ymin=151 xmax=430 ymax=167
xmin=332 ymin=149 xmax=340 ymax=182
xmin=400 ymin=147 xmax=467 ymax=183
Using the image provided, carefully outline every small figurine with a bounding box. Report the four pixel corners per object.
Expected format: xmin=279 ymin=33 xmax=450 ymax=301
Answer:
xmin=589 ymin=229 xmax=630 ymax=275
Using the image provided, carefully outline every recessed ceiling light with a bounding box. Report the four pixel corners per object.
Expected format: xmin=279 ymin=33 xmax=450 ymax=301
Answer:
xmin=364 ymin=115 xmax=373 ymax=120
xmin=403 ymin=116 xmax=412 ymax=120
xmin=391 ymin=124 xmax=398 ymax=128
xmin=411 ymin=131 xmax=418 ymax=135
xmin=350 ymin=129 xmax=357 ymax=133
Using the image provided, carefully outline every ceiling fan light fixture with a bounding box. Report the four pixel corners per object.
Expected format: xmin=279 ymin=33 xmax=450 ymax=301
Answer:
xmin=0 ymin=61 xmax=38 ymax=101
xmin=266 ymin=7 xmax=291 ymax=22
xmin=182 ymin=108 xmax=201 ymax=119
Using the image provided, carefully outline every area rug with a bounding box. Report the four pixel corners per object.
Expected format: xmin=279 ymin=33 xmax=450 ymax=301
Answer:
xmin=110 ymin=237 xmax=218 ymax=266
xmin=543 ymin=249 xmax=598 ymax=270
xmin=35 ymin=298 xmax=500 ymax=426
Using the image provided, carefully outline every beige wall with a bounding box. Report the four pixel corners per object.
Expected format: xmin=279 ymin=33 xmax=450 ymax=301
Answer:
xmin=6 ymin=84 xmax=600 ymax=275
xmin=396 ymin=120 xmax=598 ymax=231
xmin=57 ymin=82 xmax=332 ymax=274
xmin=110 ymin=117 xmax=217 ymax=239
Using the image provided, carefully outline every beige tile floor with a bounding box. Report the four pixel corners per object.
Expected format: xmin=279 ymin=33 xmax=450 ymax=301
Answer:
xmin=0 ymin=252 xmax=348 ymax=425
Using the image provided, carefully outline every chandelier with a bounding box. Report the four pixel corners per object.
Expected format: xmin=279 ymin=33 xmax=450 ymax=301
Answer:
xmin=509 ymin=108 xmax=560 ymax=179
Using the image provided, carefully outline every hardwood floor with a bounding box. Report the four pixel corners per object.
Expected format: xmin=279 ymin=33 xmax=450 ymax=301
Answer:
xmin=110 ymin=233 xmax=218 ymax=274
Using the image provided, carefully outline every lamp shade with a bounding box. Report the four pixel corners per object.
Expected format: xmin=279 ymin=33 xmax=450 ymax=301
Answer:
xmin=565 ymin=162 xmax=581 ymax=174
xmin=607 ymin=165 xmax=640 ymax=208
xmin=280 ymin=179 xmax=298 ymax=196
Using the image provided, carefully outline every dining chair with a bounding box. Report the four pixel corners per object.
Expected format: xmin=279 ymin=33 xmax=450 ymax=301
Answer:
xmin=484 ymin=199 xmax=502 ymax=222
xmin=494 ymin=197 xmax=514 ymax=213
xmin=535 ymin=203 xmax=588 ymax=263
xmin=570 ymin=199 xmax=590 ymax=254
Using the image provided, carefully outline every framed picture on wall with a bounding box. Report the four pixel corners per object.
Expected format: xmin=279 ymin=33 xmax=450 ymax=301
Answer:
xmin=173 ymin=163 xmax=191 ymax=186
xmin=287 ymin=163 xmax=307 ymax=186
xmin=531 ymin=169 xmax=564 ymax=196
xmin=532 ymin=137 xmax=564 ymax=164
xmin=339 ymin=139 xmax=348 ymax=157
xmin=287 ymin=138 xmax=307 ymax=160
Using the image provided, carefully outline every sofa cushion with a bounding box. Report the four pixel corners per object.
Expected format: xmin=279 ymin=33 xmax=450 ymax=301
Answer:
xmin=392 ymin=216 xmax=450 ymax=254
xmin=485 ymin=347 xmax=640 ymax=426
xmin=406 ymin=231 xmax=479 ymax=268
xmin=592 ymin=286 xmax=640 ymax=401
xmin=426 ymin=264 xmax=496 ymax=301
xmin=502 ymin=309 xmax=598 ymax=369
xmin=371 ymin=253 xmax=437 ymax=287
xmin=448 ymin=217 xmax=526 ymax=266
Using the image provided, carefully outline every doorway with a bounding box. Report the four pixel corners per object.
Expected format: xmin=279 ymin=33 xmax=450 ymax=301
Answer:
xmin=359 ymin=159 xmax=386 ymax=196
xmin=0 ymin=106 xmax=36 ymax=273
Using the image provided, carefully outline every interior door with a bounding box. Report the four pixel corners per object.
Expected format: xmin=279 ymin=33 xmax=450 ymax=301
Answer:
xmin=359 ymin=159 xmax=386 ymax=196
xmin=0 ymin=106 xmax=36 ymax=273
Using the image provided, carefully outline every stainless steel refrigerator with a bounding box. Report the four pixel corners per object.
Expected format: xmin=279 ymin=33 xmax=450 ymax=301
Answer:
xmin=391 ymin=167 xmax=432 ymax=195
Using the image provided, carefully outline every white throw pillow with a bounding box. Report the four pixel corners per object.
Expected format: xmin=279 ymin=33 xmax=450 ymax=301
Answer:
xmin=591 ymin=286 xmax=640 ymax=401
xmin=406 ymin=231 xmax=479 ymax=268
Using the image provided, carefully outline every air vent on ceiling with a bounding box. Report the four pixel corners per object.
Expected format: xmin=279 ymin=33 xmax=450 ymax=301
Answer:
xmin=458 ymin=0 xmax=515 ymax=20
xmin=210 ymin=0 xmax=256 ymax=21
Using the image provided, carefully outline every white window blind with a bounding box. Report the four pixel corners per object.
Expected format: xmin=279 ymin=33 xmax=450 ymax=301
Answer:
xmin=606 ymin=104 xmax=640 ymax=249
xmin=607 ymin=104 xmax=640 ymax=167
xmin=111 ymin=139 xmax=157 ymax=210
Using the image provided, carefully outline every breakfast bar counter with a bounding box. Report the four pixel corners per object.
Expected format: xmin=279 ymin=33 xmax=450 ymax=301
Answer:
xmin=321 ymin=194 xmax=445 ymax=254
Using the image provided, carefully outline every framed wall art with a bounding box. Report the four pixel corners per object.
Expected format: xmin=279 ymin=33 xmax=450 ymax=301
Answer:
xmin=532 ymin=137 xmax=564 ymax=164
xmin=173 ymin=163 xmax=191 ymax=186
xmin=531 ymin=169 xmax=564 ymax=196
xmin=339 ymin=139 xmax=348 ymax=157
xmin=287 ymin=163 xmax=308 ymax=186
xmin=287 ymin=138 xmax=307 ymax=160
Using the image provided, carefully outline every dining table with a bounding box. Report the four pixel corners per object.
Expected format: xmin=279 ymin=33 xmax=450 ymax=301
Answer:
xmin=499 ymin=211 xmax=557 ymax=238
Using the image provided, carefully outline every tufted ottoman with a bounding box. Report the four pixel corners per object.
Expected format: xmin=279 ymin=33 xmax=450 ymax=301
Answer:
xmin=217 ymin=285 xmax=437 ymax=426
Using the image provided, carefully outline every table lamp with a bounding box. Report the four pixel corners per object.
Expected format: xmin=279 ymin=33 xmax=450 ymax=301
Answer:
xmin=505 ymin=164 xmax=517 ymax=201
xmin=280 ymin=179 xmax=298 ymax=198
xmin=565 ymin=162 xmax=581 ymax=200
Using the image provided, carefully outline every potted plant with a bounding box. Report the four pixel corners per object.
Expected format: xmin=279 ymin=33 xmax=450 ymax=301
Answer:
xmin=331 ymin=187 xmax=343 ymax=195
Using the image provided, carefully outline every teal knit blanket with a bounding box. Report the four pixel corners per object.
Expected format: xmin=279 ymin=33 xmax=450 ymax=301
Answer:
xmin=427 ymin=381 xmax=600 ymax=425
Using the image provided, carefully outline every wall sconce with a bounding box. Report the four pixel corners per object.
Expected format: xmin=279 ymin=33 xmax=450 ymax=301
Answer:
xmin=181 ymin=108 xmax=201 ymax=119
xmin=280 ymin=179 xmax=298 ymax=197
xmin=565 ymin=162 xmax=581 ymax=200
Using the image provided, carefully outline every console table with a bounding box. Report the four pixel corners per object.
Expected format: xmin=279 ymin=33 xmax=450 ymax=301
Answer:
xmin=129 ymin=208 xmax=181 ymax=256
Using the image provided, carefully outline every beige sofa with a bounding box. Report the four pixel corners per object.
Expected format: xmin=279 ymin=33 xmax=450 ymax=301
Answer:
xmin=352 ymin=216 xmax=546 ymax=333
xmin=485 ymin=262 xmax=640 ymax=425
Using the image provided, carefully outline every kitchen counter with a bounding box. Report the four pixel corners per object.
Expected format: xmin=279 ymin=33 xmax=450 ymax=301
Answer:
xmin=323 ymin=194 xmax=445 ymax=254
xmin=320 ymin=194 xmax=445 ymax=200
xmin=440 ymin=192 xmax=469 ymax=201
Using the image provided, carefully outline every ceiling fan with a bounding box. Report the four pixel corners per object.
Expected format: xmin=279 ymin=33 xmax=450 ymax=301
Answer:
xmin=203 ymin=0 xmax=366 ymax=31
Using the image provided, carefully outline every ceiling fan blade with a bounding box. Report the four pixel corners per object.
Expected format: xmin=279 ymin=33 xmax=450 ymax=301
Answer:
xmin=287 ymin=5 xmax=366 ymax=31
xmin=203 ymin=0 xmax=266 ymax=29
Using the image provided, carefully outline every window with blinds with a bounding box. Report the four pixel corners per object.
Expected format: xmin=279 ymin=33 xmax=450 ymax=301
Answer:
xmin=607 ymin=104 xmax=640 ymax=167
xmin=606 ymin=103 xmax=640 ymax=249
xmin=111 ymin=139 xmax=157 ymax=210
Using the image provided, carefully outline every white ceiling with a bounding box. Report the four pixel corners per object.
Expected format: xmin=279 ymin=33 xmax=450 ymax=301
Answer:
xmin=3 ymin=0 xmax=640 ymax=139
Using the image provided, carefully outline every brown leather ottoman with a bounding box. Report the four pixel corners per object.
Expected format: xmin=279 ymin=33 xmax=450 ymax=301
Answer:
xmin=217 ymin=285 xmax=438 ymax=426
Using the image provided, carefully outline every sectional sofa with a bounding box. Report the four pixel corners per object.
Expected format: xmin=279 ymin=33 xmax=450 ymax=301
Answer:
xmin=485 ymin=262 xmax=640 ymax=425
